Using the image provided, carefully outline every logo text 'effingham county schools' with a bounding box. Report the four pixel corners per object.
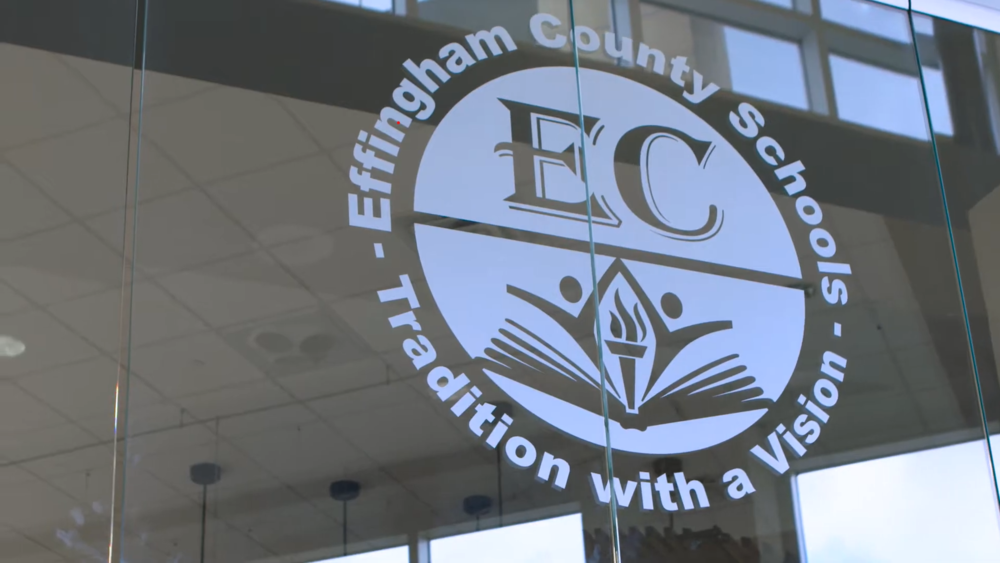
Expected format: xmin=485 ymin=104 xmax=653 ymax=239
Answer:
xmin=345 ymin=14 xmax=852 ymax=512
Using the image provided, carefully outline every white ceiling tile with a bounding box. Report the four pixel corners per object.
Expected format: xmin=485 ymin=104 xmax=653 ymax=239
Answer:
xmin=158 ymin=252 xmax=317 ymax=327
xmin=73 ymin=414 xmax=117 ymax=442
xmin=139 ymin=441 xmax=269 ymax=494
xmin=234 ymin=420 xmax=369 ymax=482
xmin=20 ymin=443 xmax=113 ymax=478
xmin=278 ymin=98 xmax=380 ymax=151
xmin=7 ymin=118 xmax=191 ymax=217
xmin=825 ymin=392 xmax=924 ymax=450
xmin=0 ymin=45 xmax=115 ymax=149
xmin=130 ymin=281 xmax=210 ymax=345
xmin=17 ymin=356 xmax=158 ymax=421
xmin=378 ymin=335 xmax=469 ymax=383
xmin=0 ymin=383 xmax=65 ymax=434
xmin=142 ymin=87 xmax=318 ymax=183
xmin=0 ymin=422 xmax=95 ymax=464
xmin=271 ymin=230 xmax=423 ymax=302
xmin=17 ymin=357 xmax=116 ymax=420
xmin=88 ymin=189 xmax=255 ymax=275
xmin=850 ymin=240 xmax=919 ymax=310
xmin=121 ymin=468 xmax=194 ymax=512
xmin=60 ymin=55 xmax=215 ymax=113
xmin=0 ymin=526 xmax=63 ymax=562
xmin=77 ymin=398 xmax=188 ymax=442
xmin=56 ymin=53 xmax=133 ymax=112
xmin=0 ymin=473 xmax=78 ymax=529
xmin=874 ymin=306 xmax=933 ymax=350
xmin=0 ymin=309 xmax=101 ymax=379
xmin=328 ymin=401 xmax=470 ymax=466
xmin=827 ymin=203 xmax=891 ymax=248
xmin=0 ymin=165 xmax=69 ymax=240
xmin=309 ymin=381 xmax=424 ymax=421
xmin=217 ymin=404 xmax=319 ymax=440
xmin=45 ymin=291 xmax=120 ymax=354
xmin=207 ymin=155 xmax=349 ymax=246
xmin=222 ymin=493 xmax=337 ymax=556
xmin=49 ymin=281 xmax=207 ymax=354
xmin=911 ymin=387 xmax=964 ymax=433
xmin=895 ymin=344 xmax=949 ymax=391
xmin=328 ymin=119 xmax=430 ymax=182
xmin=328 ymin=285 xmax=452 ymax=354
xmin=46 ymin=464 xmax=113 ymax=504
xmin=126 ymin=423 xmax=217 ymax=458
xmin=203 ymin=524 xmax=274 ymax=563
xmin=279 ymin=357 xmax=389 ymax=401
xmin=130 ymin=332 xmax=265 ymax=398
xmin=219 ymin=307 xmax=371 ymax=379
xmin=175 ymin=380 xmax=294 ymax=420
xmin=0 ymin=282 xmax=32 ymax=315
xmin=0 ymin=223 xmax=123 ymax=305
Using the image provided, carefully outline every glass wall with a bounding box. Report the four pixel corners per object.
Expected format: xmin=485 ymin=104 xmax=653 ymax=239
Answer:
xmin=0 ymin=0 xmax=138 ymax=561
xmin=5 ymin=0 xmax=1000 ymax=562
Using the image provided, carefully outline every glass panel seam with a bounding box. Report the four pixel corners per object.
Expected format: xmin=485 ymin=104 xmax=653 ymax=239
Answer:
xmin=568 ymin=1 xmax=623 ymax=560
xmin=108 ymin=0 xmax=149 ymax=561
xmin=909 ymin=8 xmax=1000 ymax=516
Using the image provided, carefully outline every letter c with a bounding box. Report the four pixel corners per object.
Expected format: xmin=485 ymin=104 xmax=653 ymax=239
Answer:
xmin=530 ymin=13 xmax=567 ymax=49
xmin=756 ymin=136 xmax=785 ymax=166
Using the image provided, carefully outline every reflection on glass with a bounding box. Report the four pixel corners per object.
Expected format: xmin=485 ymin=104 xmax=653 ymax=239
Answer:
xmin=797 ymin=438 xmax=1000 ymax=562
xmin=724 ymin=26 xmax=810 ymax=110
xmin=820 ymin=0 xmax=911 ymax=43
xmin=313 ymin=546 xmax=409 ymax=563
xmin=921 ymin=66 xmax=955 ymax=136
xmin=830 ymin=54 xmax=929 ymax=139
xmin=327 ymin=0 xmax=393 ymax=11
xmin=912 ymin=13 xmax=936 ymax=36
xmin=430 ymin=514 xmax=586 ymax=563
xmin=755 ymin=0 xmax=794 ymax=8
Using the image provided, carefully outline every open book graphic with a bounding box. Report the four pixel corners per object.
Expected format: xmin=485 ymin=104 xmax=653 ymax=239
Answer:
xmin=474 ymin=259 xmax=772 ymax=431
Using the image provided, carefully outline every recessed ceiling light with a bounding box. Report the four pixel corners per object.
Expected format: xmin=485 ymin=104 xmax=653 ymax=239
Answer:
xmin=0 ymin=336 xmax=26 ymax=358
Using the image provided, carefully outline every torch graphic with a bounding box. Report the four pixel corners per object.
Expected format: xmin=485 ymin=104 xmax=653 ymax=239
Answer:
xmin=604 ymin=289 xmax=649 ymax=414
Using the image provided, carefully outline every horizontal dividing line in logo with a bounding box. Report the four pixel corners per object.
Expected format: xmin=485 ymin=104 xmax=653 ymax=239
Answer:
xmin=414 ymin=213 xmax=803 ymax=290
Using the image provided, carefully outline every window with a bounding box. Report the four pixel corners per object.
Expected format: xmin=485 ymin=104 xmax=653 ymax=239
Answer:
xmin=430 ymin=514 xmax=586 ymax=563
xmin=912 ymin=13 xmax=936 ymax=36
xmin=830 ymin=55 xmax=930 ymax=139
xmin=312 ymin=546 xmax=409 ymax=563
xmin=921 ymin=66 xmax=955 ymax=136
xmin=724 ymin=27 xmax=810 ymax=110
xmin=797 ymin=437 xmax=1000 ymax=562
xmin=820 ymin=0 xmax=912 ymax=43
xmin=327 ymin=0 xmax=392 ymax=12
xmin=755 ymin=0 xmax=794 ymax=8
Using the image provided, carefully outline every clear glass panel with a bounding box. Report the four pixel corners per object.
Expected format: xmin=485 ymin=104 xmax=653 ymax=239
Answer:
xmin=121 ymin=1 xmax=616 ymax=562
xmin=830 ymin=54 xmax=930 ymax=139
xmin=0 ymin=0 xmax=136 ymax=561
xmin=820 ymin=0 xmax=912 ymax=43
xmin=579 ymin=0 xmax=1000 ymax=561
xmin=915 ymin=11 xmax=1000 ymax=527
xmin=640 ymin=4 xmax=809 ymax=111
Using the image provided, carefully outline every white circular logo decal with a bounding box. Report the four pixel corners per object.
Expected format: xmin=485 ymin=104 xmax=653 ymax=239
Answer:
xmin=413 ymin=67 xmax=805 ymax=455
